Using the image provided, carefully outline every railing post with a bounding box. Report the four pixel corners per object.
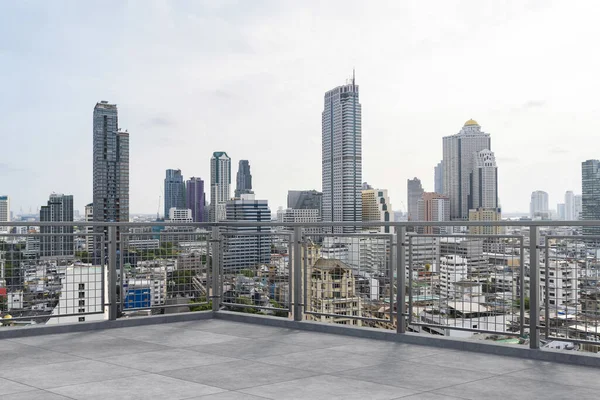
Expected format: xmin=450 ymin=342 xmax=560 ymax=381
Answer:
xmin=293 ymin=226 xmax=303 ymax=322
xmin=211 ymin=226 xmax=221 ymax=313
xmin=529 ymin=226 xmax=540 ymax=349
xmin=396 ymin=226 xmax=406 ymax=334
xmin=107 ymin=225 xmax=118 ymax=321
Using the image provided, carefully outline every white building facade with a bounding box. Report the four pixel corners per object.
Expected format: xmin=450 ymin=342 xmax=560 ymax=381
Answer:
xmin=210 ymin=151 xmax=231 ymax=222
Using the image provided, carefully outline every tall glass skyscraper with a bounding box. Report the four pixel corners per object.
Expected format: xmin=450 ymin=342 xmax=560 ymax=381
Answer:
xmin=186 ymin=177 xmax=205 ymax=222
xmin=92 ymin=101 xmax=129 ymax=256
xmin=582 ymin=160 xmax=600 ymax=236
xmin=321 ymin=74 xmax=362 ymax=233
xmin=234 ymin=160 xmax=253 ymax=198
xmin=164 ymin=169 xmax=186 ymax=217
xmin=210 ymin=151 xmax=231 ymax=222
xmin=40 ymin=193 xmax=74 ymax=258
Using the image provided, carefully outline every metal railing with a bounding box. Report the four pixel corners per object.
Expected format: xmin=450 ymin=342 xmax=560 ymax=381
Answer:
xmin=3 ymin=220 xmax=600 ymax=354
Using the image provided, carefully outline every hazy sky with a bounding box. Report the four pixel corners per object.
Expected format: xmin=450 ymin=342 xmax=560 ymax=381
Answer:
xmin=1 ymin=0 xmax=599 ymax=215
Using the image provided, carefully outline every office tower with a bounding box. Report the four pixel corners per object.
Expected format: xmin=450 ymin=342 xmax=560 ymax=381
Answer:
xmin=287 ymin=190 xmax=322 ymax=218
xmin=40 ymin=193 xmax=74 ymax=258
xmin=434 ymin=161 xmax=443 ymax=194
xmin=557 ymin=203 xmax=566 ymax=220
xmin=582 ymin=160 xmax=600 ymax=235
xmin=322 ymin=73 xmax=362 ymax=233
xmin=164 ymin=169 xmax=186 ymax=218
xmin=417 ymin=192 xmax=450 ymax=234
xmin=234 ymin=160 xmax=253 ymax=198
xmin=92 ymin=101 xmax=129 ymax=256
xmin=574 ymin=195 xmax=582 ymax=220
xmin=565 ymin=191 xmax=575 ymax=220
xmin=223 ymin=194 xmax=271 ymax=270
xmin=84 ymin=203 xmax=94 ymax=252
xmin=530 ymin=191 xmax=550 ymax=219
xmin=362 ymin=188 xmax=391 ymax=233
xmin=210 ymin=152 xmax=231 ymax=222
xmin=186 ymin=177 xmax=205 ymax=222
xmin=0 ymin=196 xmax=9 ymax=234
xmin=468 ymin=208 xmax=502 ymax=235
xmin=442 ymin=120 xmax=492 ymax=220
xmin=407 ymin=178 xmax=424 ymax=221
xmin=471 ymin=149 xmax=498 ymax=209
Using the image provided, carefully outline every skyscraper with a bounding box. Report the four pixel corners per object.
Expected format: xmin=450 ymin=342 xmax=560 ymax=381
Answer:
xmin=40 ymin=193 xmax=74 ymax=258
xmin=565 ymin=190 xmax=575 ymax=220
xmin=362 ymin=188 xmax=391 ymax=233
xmin=582 ymin=160 xmax=600 ymax=235
xmin=0 ymin=196 xmax=9 ymax=234
xmin=530 ymin=190 xmax=549 ymax=219
xmin=234 ymin=160 xmax=253 ymax=198
xmin=434 ymin=161 xmax=443 ymax=194
xmin=92 ymin=101 xmax=129 ymax=255
xmin=287 ymin=190 xmax=322 ymax=217
xmin=322 ymin=73 xmax=362 ymax=233
xmin=210 ymin=151 xmax=231 ymax=222
xmin=407 ymin=178 xmax=424 ymax=222
xmin=164 ymin=169 xmax=186 ymax=217
xmin=574 ymin=195 xmax=583 ymax=220
xmin=186 ymin=177 xmax=205 ymax=223
xmin=442 ymin=120 xmax=492 ymax=220
xmin=471 ymin=149 xmax=498 ymax=209
xmin=84 ymin=203 xmax=94 ymax=252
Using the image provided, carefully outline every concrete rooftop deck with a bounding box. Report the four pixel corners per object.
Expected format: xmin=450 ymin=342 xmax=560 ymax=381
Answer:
xmin=0 ymin=319 xmax=599 ymax=399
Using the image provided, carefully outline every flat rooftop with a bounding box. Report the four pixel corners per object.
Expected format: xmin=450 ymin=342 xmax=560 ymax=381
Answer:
xmin=0 ymin=319 xmax=598 ymax=399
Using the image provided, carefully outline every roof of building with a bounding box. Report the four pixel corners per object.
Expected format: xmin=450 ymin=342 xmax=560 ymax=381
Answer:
xmin=447 ymin=301 xmax=488 ymax=314
xmin=464 ymin=119 xmax=479 ymax=126
xmin=313 ymin=258 xmax=351 ymax=271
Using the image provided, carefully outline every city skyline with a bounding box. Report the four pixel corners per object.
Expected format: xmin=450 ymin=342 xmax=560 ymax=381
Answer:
xmin=2 ymin=2 xmax=597 ymax=215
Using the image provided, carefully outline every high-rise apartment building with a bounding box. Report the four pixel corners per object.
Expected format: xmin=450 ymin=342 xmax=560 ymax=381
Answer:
xmin=0 ymin=196 xmax=9 ymax=234
xmin=84 ymin=203 xmax=94 ymax=252
xmin=442 ymin=120 xmax=492 ymax=220
xmin=530 ymin=191 xmax=550 ymax=219
xmin=93 ymin=101 xmax=129 ymax=256
xmin=234 ymin=160 xmax=253 ymax=198
xmin=322 ymin=74 xmax=362 ymax=233
xmin=471 ymin=149 xmax=498 ymax=209
xmin=582 ymin=160 xmax=600 ymax=235
xmin=40 ymin=193 xmax=74 ymax=258
xmin=164 ymin=169 xmax=186 ymax=218
xmin=407 ymin=178 xmax=424 ymax=222
xmin=434 ymin=161 xmax=443 ymax=194
xmin=417 ymin=192 xmax=450 ymax=234
xmin=564 ymin=191 xmax=575 ymax=221
xmin=223 ymin=194 xmax=271 ymax=270
xmin=186 ymin=177 xmax=205 ymax=223
xmin=468 ymin=208 xmax=502 ymax=235
xmin=210 ymin=152 xmax=231 ymax=222
xmin=362 ymin=188 xmax=391 ymax=233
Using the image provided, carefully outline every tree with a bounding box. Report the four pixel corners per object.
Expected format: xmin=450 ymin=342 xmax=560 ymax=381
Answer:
xmin=515 ymin=297 xmax=530 ymax=310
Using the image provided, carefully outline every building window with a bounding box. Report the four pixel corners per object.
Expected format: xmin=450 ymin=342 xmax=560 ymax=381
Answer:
xmin=79 ymin=283 xmax=85 ymax=290
xmin=78 ymin=308 xmax=85 ymax=313
xmin=78 ymin=317 xmax=85 ymax=322
xmin=79 ymin=300 xmax=85 ymax=306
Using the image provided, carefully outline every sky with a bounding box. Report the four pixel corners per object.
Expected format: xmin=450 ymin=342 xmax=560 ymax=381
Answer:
xmin=1 ymin=0 xmax=599 ymax=216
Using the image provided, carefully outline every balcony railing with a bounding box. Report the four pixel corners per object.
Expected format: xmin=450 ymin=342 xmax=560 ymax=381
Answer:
xmin=2 ymin=220 xmax=600 ymax=355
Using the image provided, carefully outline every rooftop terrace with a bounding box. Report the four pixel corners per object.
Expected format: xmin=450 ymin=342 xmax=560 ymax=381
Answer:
xmin=0 ymin=315 xmax=599 ymax=400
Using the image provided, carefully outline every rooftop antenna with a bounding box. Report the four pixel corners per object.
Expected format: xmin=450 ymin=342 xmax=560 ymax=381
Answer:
xmin=352 ymin=68 xmax=355 ymax=86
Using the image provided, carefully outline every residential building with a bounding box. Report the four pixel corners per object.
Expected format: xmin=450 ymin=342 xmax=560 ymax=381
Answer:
xmin=407 ymin=178 xmax=424 ymax=222
xmin=305 ymin=258 xmax=362 ymax=326
xmin=186 ymin=177 xmax=205 ymax=223
xmin=574 ymin=195 xmax=582 ymax=220
xmin=416 ymin=192 xmax=450 ymax=234
xmin=164 ymin=169 xmax=186 ymax=218
xmin=434 ymin=161 xmax=443 ymax=194
xmin=439 ymin=238 xmax=487 ymax=274
xmin=540 ymin=260 xmax=582 ymax=308
xmin=321 ymin=74 xmax=362 ymax=233
xmin=0 ymin=196 xmax=9 ymax=234
xmin=92 ymin=101 xmax=129 ymax=257
xmin=84 ymin=203 xmax=94 ymax=252
xmin=530 ymin=191 xmax=549 ymax=219
xmin=168 ymin=208 xmax=193 ymax=223
xmin=582 ymin=160 xmax=600 ymax=236
xmin=281 ymin=208 xmax=321 ymax=235
xmin=210 ymin=151 xmax=231 ymax=222
xmin=439 ymin=255 xmax=468 ymax=299
xmin=565 ymin=191 xmax=575 ymax=221
xmin=442 ymin=120 xmax=492 ymax=220
xmin=471 ymin=149 xmax=498 ymax=210
xmin=557 ymin=203 xmax=566 ymax=220
xmin=362 ymin=188 xmax=391 ymax=233
xmin=234 ymin=160 xmax=253 ymax=198
xmin=40 ymin=193 xmax=74 ymax=258
xmin=468 ymin=208 xmax=502 ymax=235
xmin=223 ymin=194 xmax=271 ymax=270
xmin=46 ymin=264 xmax=108 ymax=325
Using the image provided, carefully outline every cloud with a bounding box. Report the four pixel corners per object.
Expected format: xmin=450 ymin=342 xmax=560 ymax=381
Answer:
xmin=496 ymin=157 xmax=520 ymax=163
xmin=510 ymin=100 xmax=546 ymax=113
xmin=0 ymin=163 xmax=25 ymax=173
xmin=549 ymin=148 xmax=569 ymax=155
xmin=143 ymin=116 xmax=175 ymax=128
